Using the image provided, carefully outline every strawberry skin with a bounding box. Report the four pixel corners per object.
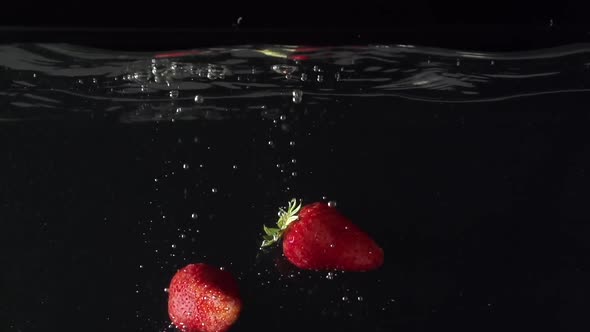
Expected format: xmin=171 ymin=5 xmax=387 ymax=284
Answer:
xmin=261 ymin=200 xmax=384 ymax=271
xmin=168 ymin=264 xmax=242 ymax=332
xmin=282 ymin=203 xmax=384 ymax=271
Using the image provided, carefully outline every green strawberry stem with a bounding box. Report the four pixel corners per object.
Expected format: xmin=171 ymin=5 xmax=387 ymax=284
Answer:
xmin=261 ymin=198 xmax=302 ymax=248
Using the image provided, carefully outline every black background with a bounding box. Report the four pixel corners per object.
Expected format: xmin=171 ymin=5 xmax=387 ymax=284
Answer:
xmin=1 ymin=1 xmax=588 ymax=27
xmin=1 ymin=1 xmax=590 ymax=51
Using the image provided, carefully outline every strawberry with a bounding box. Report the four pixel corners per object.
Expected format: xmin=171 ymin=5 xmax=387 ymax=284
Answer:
xmin=261 ymin=199 xmax=384 ymax=271
xmin=167 ymin=263 xmax=242 ymax=332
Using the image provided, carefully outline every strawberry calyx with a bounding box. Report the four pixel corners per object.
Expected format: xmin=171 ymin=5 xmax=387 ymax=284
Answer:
xmin=261 ymin=198 xmax=302 ymax=248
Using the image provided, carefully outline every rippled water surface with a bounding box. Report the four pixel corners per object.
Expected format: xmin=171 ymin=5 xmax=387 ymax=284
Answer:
xmin=1 ymin=44 xmax=587 ymax=331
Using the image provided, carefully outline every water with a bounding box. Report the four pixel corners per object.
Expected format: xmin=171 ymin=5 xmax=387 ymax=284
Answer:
xmin=1 ymin=44 xmax=587 ymax=331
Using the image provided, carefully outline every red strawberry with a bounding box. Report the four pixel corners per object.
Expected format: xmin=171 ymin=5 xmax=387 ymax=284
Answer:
xmin=167 ymin=263 xmax=242 ymax=332
xmin=261 ymin=199 xmax=384 ymax=271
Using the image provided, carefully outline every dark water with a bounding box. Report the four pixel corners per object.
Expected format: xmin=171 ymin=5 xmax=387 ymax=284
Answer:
xmin=1 ymin=44 xmax=588 ymax=331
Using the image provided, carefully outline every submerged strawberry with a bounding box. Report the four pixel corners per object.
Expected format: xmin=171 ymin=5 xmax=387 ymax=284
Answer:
xmin=167 ymin=263 xmax=242 ymax=332
xmin=261 ymin=199 xmax=384 ymax=271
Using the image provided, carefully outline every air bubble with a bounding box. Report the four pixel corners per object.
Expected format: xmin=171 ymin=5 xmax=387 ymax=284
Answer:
xmin=268 ymin=140 xmax=274 ymax=147
xmin=176 ymin=107 xmax=183 ymax=113
xmin=191 ymin=213 xmax=198 ymax=219
xmin=328 ymin=201 xmax=337 ymax=207
xmin=300 ymin=73 xmax=308 ymax=81
xmin=194 ymin=95 xmax=204 ymax=103
xmin=357 ymin=296 xmax=363 ymax=301
xmin=211 ymin=188 xmax=218 ymax=193
xmin=279 ymin=115 xmax=287 ymax=121
xmin=183 ymin=163 xmax=189 ymax=169
xmin=164 ymin=288 xmax=169 ymax=293
xmin=171 ymin=244 xmax=176 ymax=249
xmin=342 ymin=296 xmax=349 ymax=301
xmin=289 ymin=141 xmax=296 ymax=146
xmin=291 ymin=158 xmax=297 ymax=164
xmin=291 ymin=172 xmax=297 ymax=177
xmin=317 ymin=75 xmax=324 ymax=82
xmin=169 ymin=90 xmax=179 ymax=98
xmin=292 ymin=89 xmax=303 ymax=104
xmin=133 ymin=72 xmax=151 ymax=82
